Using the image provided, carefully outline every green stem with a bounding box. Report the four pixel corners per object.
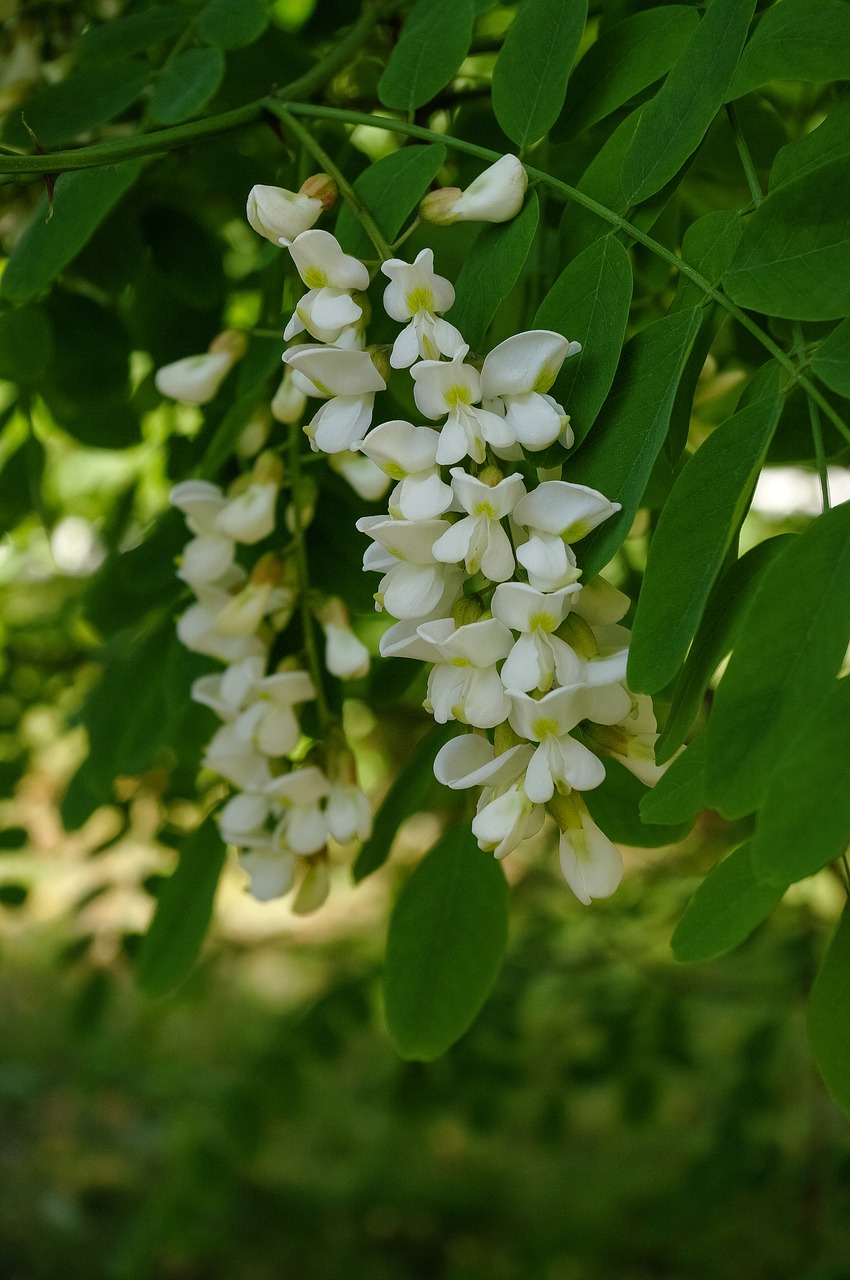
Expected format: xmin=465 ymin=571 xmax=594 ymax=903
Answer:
xmin=726 ymin=102 xmax=763 ymax=208
xmin=287 ymin=419 xmax=331 ymax=731
xmin=793 ymin=321 xmax=831 ymax=510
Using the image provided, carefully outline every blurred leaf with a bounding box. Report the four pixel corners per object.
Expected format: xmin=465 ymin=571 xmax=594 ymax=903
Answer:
xmin=808 ymin=904 xmax=850 ymax=1119
xmin=812 ymin=316 xmax=850 ymax=399
xmin=378 ymin=0 xmax=474 ymax=111
xmin=150 ymin=47 xmax=225 ymax=124
xmin=0 ymin=162 xmax=142 ymax=304
xmin=3 ymin=60 xmax=151 ymax=148
xmin=640 ymin=733 xmax=706 ymax=827
xmin=770 ymin=96 xmax=850 ymax=191
xmin=629 ymin=363 xmax=782 ymax=695
xmin=705 ymin=503 xmax=850 ymax=819
xmin=198 ymin=0 xmax=268 ymax=49
xmin=446 ymin=192 xmax=539 ymax=349
xmin=137 ymin=817 xmax=227 ymax=998
xmin=141 ymin=205 xmax=225 ymax=310
xmin=553 ymin=5 xmax=699 ymax=140
xmin=384 ymin=825 xmax=508 ymax=1061
xmin=335 ymin=144 xmax=446 ymax=259
xmin=60 ymin=756 xmax=113 ymax=831
xmin=583 ymin=757 xmax=691 ymax=847
xmin=657 ymin=535 xmax=793 ymax=763
xmin=672 ymin=841 xmax=784 ymax=964
xmin=0 ymin=827 xmax=27 ymax=851
xmin=492 ymin=0 xmax=588 ymax=148
xmin=533 ymin=234 xmax=633 ymax=449
xmin=0 ymin=433 xmax=45 ymax=530
xmin=0 ymin=306 xmax=53 ymax=383
xmin=620 ymin=0 xmax=756 ymax=206
xmin=568 ymin=307 xmax=702 ymax=578
xmin=77 ymin=7 xmax=188 ymax=62
xmin=727 ymin=0 xmax=850 ymax=100
xmin=751 ymin=678 xmax=850 ymax=886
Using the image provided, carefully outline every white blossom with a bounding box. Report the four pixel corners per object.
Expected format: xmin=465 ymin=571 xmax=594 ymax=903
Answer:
xmin=170 ymin=480 xmax=235 ymax=587
xmin=271 ymin=368 xmax=307 ymax=424
xmin=283 ymin=345 xmax=386 ymax=453
xmin=381 ymin=248 xmax=465 ymax=367
xmin=326 ymin=782 xmax=373 ymax=843
xmin=472 ymin=782 xmax=545 ymax=860
xmin=156 ymin=331 xmax=246 ymax=404
xmin=480 ymin=331 xmax=580 ymax=454
xmin=432 ymin=469 xmax=526 ymax=581
xmin=246 ymin=183 xmax=323 ymax=244
xmin=492 ymin=581 xmax=583 ymax=693
xmin=265 ymin=766 xmax=330 ymax=855
xmin=283 ymin=229 xmax=370 ymax=343
xmin=554 ymin=792 xmax=624 ymax=904
xmin=417 ymin=617 xmax=514 ymax=728
xmin=512 ymin=480 xmax=621 ymax=591
xmin=420 ymin=155 xmax=527 ymax=225
xmin=192 ymin=658 xmax=315 ymax=757
xmin=410 ymin=350 xmax=515 ymax=465
xmin=328 ymin=451 xmax=392 ymax=502
xmin=358 ymin=420 xmax=453 ymax=521
xmin=356 ymin=514 xmax=464 ymax=620
xmin=204 ymin=721 xmax=272 ymax=791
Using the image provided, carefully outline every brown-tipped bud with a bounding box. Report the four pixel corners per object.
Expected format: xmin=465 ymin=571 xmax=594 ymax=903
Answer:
xmin=250 ymin=551 xmax=285 ymax=587
xmin=251 ymin=450 xmax=284 ymax=488
xmin=208 ymin=328 xmax=248 ymax=361
xmin=478 ymin=463 xmax=504 ymax=488
xmin=420 ymin=186 xmax=462 ymax=225
xmin=555 ymin=613 xmax=599 ymax=659
xmin=299 ymin=172 xmax=338 ymax=210
xmin=451 ymin=593 xmax=486 ymax=628
xmin=367 ymin=343 xmax=391 ymax=382
xmin=493 ymin=720 xmax=523 ymax=756
xmin=547 ymin=789 xmax=587 ymax=833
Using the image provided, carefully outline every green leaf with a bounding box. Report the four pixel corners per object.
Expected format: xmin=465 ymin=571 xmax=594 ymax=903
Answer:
xmin=751 ymin=678 xmax=850 ymax=887
xmin=671 ymin=841 xmax=785 ymax=964
xmin=567 ymin=307 xmax=701 ymax=578
xmin=770 ymin=97 xmax=850 ymax=192
xmin=149 ymin=46 xmax=225 ymax=125
xmin=137 ymin=818 xmax=227 ymax=998
xmin=198 ymin=0 xmax=268 ymax=49
xmin=3 ymin=60 xmax=152 ymax=148
xmin=672 ymin=208 xmax=742 ymax=314
xmin=335 ymin=144 xmax=446 ymax=259
xmin=657 ymin=535 xmax=793 ymax=763
xmin=492 ymin=0 xmax=588 ymax=149
xmin=77 ymin=7 xmax=188 ymax=62
xmin=533 ymin=234 xmax=633 ymax=448
xmin=378 ymin=0 xmax=474 ymax=111
xmin=639 ymin=733 xmax=706 ymax=828
xmin=384 ymin=825 xmax=509 ymax=1061
xmin=446 ymin=191 xmax=539 ymax=349
xmin=812 ymin=316 xmax=850 ymax=400
xmin=808 ymin=904 xmax=850 ymax=1119
xmin=85 ymin=510 xmax=185 ymax=637
xmin=553 ymin=5 xmax=700 ymax=141
xmin=584 ymin=757 xmax=692 ymax=848
xmin=0 ymin=431 xmax=45 ymax=530
xmin=620 ymin=0 xmax=756 ymax=206
xmin=352 ymin=723 xmax=455 ymax=883
xmin=0 ymin=162 xmax=142 ymax=304
xmin=727 ymin=0 xmax=850 ymax=101
xmin=724 ymin=158 xmax=850 ymax=321
xmin=629 ymin=363 xmax=782 ymax=695
xmin=0 ymin=305 xmax=53 ymax=383
xmin=704 ymin=502 xmax=850 ymax=819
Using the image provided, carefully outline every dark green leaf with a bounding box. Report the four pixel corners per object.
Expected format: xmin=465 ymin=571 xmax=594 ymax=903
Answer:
xmin=584 ymin=757 xmax=692 ymax=847
xmin=724 ymin=158 xmax=850 ymax=321
xmin=705 ymin=502 xmax=850 ymax=818
xmin=137 ymin=818 xmax=227 ymax=997
xmin=446 ymin=192 xmax=539 ymax=349
xmin=0 ymin=306 xmax=53 ymax=383
xmin=671 ymin=841 xmax=784 ymax=964
xmin=620 ymin=0 xmax=756 ymax=206
xmin=378 ymin=0 xmax=474 ymax=111
xmin=672 ymin=208 xmax=742 ymax=314
xmin=629 ymin=363 xmax=782 ymax=695
xmin=492 ymin=0 xmax=588 ymax=148
xmin=141 ymin=205 xmax=225 ymax=311
xmin=812 ymin=316 xmax=850 ymax=399
xmin=567 ymin=307 xmax=701 ymax=578
xmin=727 ymin=0 xmax=850 ymax=101
xmin=3 ymin=60 xmax=151 ymax=148
xmin=77 ymin=7 xmax=188 ymax=62
xmin=0 ymin=432 xmax=45 ymax=530
xmin=85 ymin=511 xmax=185 ymax=637
xmin=384 ymin=825 xmax=509 ymax=1061
xmin=770 ymin=96 xmax=850 ymax=191
xmin=554 ymin=5 xmax=700 ymax=140
xmin=808 ymin=904 xmax=850 ymax=1119
xmin=198 ymin=0 xmax=268 ymax=49
xmin=533 ymin=234 xmax=633 ymax=448
xmin=657 ymin=535 xmax=793 ymax=763
xmin=335 ymin=144 xmax=446 ymax=259
xmin=639 ymin=733 xmax=706 ymax=828
xmin=60 ymin=757 xmax=112 ymax=832
xmin=150 ymin=46 xmax=225 ymax=124
xmin=0 ymin=162 xmax=142 ymax=304
xmin=751 ymin=678 xmax=850 ymax=886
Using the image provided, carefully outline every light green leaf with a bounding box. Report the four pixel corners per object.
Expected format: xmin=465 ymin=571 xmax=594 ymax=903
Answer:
xmin=671 ymin=841 xmax=785 ymax=964
xmin=584 ymin=757 xmax=692 ymax=848
xmin=629 ymin=363 xmax=782 ymax=695
xmin=751 ymin=678 xmax=850 ymax=886
xmin=335 ymin=144 xmax=446 ymax=259
xmin=724 ymin=158 xmax=850 ymax=321
xmin=149 ymin=46 xmax=225 ymax=125
xmin=567 ymin=307 xmax=701 ymax=578
xmin=0 ymin=305 xmax=53 ymax=383
xmin=137 ymin=818 xmax=227 ymax=997
xmin=727 ymin=0 xmax=850 ymax=101
xmin=620 ymin=0 xmax=756 ymax=206
xmin=384 ymin=825 xmax=509 ymax=1061
xmin=0 ymin=162 xmax=142 ymax=304
xmin=77 ymin=7 xmax=187 ymax=62
xmin=808 ymin=904 xmax=850 ymax=1119
xmin=705 ymin=502 xmax=850 ymax=818
xmin=553 ymin=5 xmax=699 ymax=141
xmin=533 ymin=234 xmax=633 ymax=449
xmin=446 ymin=191 xmax=539 ymax=349
xmin=378 ymin=0 xmax=474 ymax=111
xmin=812 ymin=316 xmax=850 ymax=400
xmin=639 ymin=733 xmax=706 ymax=828
xmin=492 ymin=0 xmax=588 ymax=149
xmin=770 ymin=97 xmax=850 ymax=191
xmin=198 ymin=0 xmax=268 ymax=49
xmin=3 ymin=60 xmax=152 ymax=148
xmin=657 ymin=535 xmax=793 ymax=763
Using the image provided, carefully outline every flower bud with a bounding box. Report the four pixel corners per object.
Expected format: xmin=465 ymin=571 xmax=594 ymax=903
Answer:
xmin=493 ymin=720 xmax=523 ymax=756
xmin=367 ymin=344 xmax=392 ymax=383
xmin=235 ymin=409 xmax=271 ymax=458
xmin=554 ymin=613 xmax=599 ymax=659
xmin=155 ymin=352 xmax=233 ymax=405
xmin=547 ymin=789 xmax=585 ymax=833
xmin=250 ymin=552 xmax=286 ymax=587
xmin=286 ymin=477 xmax=318 ymax=535
xmin=419 ymin=186 xmax=464 ymax=226
xmin=271 ymin=368 xmax=307 ymax=424
xmin=421 ymin=155 xmax=527 ymax=226
xmin=450 ymin=593 xmax=485 ymax=628
xmin=291 ymin=851 xmax=330 ymax=915
xmin=299 ymin=172 xmax=338 ymax=210
xmin=251 ymin=451 xmax=284 ymax=488
xmin=478 ymin=464 xmax=504 ymax=488
xmin=317 ymin=597 xmax=370 ymax=680
xmin=246 ymin=183 xmax=322 ymax=244
xmin=329 ymin=451 xmax=392 ymax=502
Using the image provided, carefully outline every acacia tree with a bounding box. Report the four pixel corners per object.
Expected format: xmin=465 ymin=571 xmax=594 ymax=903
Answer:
xmin=1 ymin=0 xmax=849 ymax=1102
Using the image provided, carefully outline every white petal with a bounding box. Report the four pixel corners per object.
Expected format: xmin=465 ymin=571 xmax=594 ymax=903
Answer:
xmin=480 ymin=329 xmax=570 ymax=399
xmin=559 ymin=821 xmax=623 ymax=905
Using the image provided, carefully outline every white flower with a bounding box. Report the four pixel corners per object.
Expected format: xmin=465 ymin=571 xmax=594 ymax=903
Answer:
xmin=218 ymin=788 xmax=274 ymax=845
xmin=417 ymin=617 xmax=514 ymax=728
xmin=472 ymin=782 xmax=545 ymax=860
xmin=512 ymin=480 xmax=621 ymax=591
xmin=410 ymin=351 xmax=515 ymax=465
xmin=239 ymin=846 xmax=296 ymax=902
xmin=507 ymin=685 xmax=621 ymax=804
xmin=356 ymin=514 xmax=464 ymax=620
xmin=491 ymin=581 xmax=583 ymax=693
xmin=358 ymin=420 xmax=453 ymax=521
xmin=170 ymin=480 xmax=235 ymax=587
xmin=177 ymin=579 xmax=268 ymax=664
xmin=381 ymin=248 xmax=465 ymax=368
xmin=553 ymin=792 xmax=623 ymax=905
xmin=265 ymin=767 xmax=330 ymax=855
xmin=318 ymin=598 xmax=371 ymax=680
xmin=155 ymin=352 xmax=234 ymax=405
xmin=283 ymin=345 xmax=386 ymax=454
xmin=432 ymin=469 xmax=526 ymax=581
xmin=480 ymin=331 xmax=581 ymax=454
xmin=215 ymin=481 xmax=279 ymax=544
xmin=326 ymin=782 xmax=372 ymax=843
xmin=204 ymin=721 xmax=272 ymax=791
xmin=193 ymin=658 xmax=315 ymax=757
xmin=420 ymin=155 xmax=527 ymax=225
xmin=584 ymin=693 xmax=664 ymax=787
xmin=434 ymin=732 xmax=533 ymax=791
xmin=283 ymin=229 xmax=370 ymax=343
xmin=246 ymin=183 xmax=323 ymax=244
xmin=271 ymin=368 xmax=307 ymax=424
xmin=328 ymin=451 xmax=392 ymax=502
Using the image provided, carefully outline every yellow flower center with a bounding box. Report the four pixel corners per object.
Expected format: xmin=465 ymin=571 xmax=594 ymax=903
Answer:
xmin=445 ymin=384 xmax=472 ymax=408
xmin=533 ymin=717 xmax=558 ymax=739
xmin=529 ymin=611 xmax=556 ymax=633
xmin=303 ymin=266 xmax=329 ymax=288
xmin=533 ymin=367 xmax=557 ymax=394
xmin=405 ymin=285 xmax=435 ymax=314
